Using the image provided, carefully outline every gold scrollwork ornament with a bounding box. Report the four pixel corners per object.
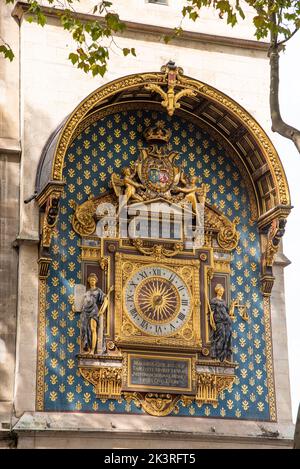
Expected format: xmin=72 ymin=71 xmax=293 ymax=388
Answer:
xmin=124 ymin=392 xmax=180 ymax=416
xmin=133 ymin=239 xmax=183 ymax=259
xmin=217 ymin=224 xmax=239 ymax=251
xmin=79 ymin=367 xmax=122 ymax=399
xmin=144 ymin=61 xmax=197 ymax=116
xmin=72 ymin=198 xmax=97 ymax=236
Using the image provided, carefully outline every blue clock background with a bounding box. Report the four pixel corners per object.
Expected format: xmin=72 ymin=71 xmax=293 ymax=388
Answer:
xmin=42 ymin=108 xmax=272 ymax=420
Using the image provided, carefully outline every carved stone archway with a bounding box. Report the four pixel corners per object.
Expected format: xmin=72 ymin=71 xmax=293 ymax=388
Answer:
xmin=35 ymin=63 xmax=291 ymax=295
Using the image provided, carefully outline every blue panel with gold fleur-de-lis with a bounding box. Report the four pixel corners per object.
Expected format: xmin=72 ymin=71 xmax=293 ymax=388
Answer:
xmin=43 ymin=109 xmax=270 ymax=420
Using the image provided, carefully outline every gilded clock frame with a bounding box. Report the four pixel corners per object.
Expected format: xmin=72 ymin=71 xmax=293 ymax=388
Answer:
xmin=114 ymin=252 xmax=201 ymax=350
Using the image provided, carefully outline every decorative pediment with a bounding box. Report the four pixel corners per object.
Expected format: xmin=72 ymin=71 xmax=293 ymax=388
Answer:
xmin=71 ymin=123 xmax=239 ymax=252
xmin=72 ymin=193 xmax=239 ymax=252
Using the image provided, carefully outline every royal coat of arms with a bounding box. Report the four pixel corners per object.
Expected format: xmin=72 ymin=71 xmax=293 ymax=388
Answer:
xmin=138 ymin=125 xmax=177 ymax=196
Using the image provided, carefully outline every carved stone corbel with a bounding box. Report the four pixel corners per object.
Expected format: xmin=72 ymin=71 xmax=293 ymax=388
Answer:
xmin=41 ymin=191 xmax=61 ymax=249
xmin=261 ymin=217 xmax=287 ymax=295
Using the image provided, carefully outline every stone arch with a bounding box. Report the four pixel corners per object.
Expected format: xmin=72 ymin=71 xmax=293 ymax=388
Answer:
xmin=36 ymin=65 xmax=291 ymax=228
xmin=35 ymin=64 xmax=291 ymax=296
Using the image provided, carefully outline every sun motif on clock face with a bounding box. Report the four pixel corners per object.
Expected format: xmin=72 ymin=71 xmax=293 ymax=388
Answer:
xmin=136 ymin=277 xmax=180 ymax=323
xmin=124 ymin=265 xmax=192 ymax=336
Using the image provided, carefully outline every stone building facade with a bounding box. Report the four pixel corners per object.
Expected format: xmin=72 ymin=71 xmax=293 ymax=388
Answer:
xmin=0 ymin=0 xmax=294 ymax=448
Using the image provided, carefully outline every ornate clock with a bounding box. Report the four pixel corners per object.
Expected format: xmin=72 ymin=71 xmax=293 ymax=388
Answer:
xmin=74 ymin=117 xmax=240 ymax=415
xmin=124 ymin=264 xmax=192 ymax=337
xmin=115 ymin=253 xmax=201 ymax=350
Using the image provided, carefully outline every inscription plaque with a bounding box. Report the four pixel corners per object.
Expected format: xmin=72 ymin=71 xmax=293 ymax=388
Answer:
xmin=126 ymin=353 xmax=194 ymax=394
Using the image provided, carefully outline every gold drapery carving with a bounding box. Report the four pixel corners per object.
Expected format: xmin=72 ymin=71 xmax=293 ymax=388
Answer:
xmin=79 ymin=367 xmax=122 ymax=399
xmin=194 ymin=373 xmax=235 ymax=407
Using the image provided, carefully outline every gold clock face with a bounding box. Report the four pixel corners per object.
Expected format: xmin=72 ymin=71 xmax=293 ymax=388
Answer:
xmin=124 ymin=265 xmax=192 ymax=336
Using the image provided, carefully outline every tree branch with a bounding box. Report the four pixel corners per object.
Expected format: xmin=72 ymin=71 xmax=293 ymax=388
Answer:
xmin=269 ymin=11 xmax=300 ymax=154
xmin=269 ymin=47 xmax=300 ymax=153
xmin=277 ymin=26 xmax=299 ymax=46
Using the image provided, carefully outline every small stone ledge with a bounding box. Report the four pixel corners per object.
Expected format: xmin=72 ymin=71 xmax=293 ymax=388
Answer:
xmin=0 ymin=138 xmax=21 ymax=157
xmin=0 ymin=430 xmax=18 ymax=449
xmin=13 ymin=234 xmax=39 ymax=247
xmin=12 ymin=412 xmax=294 ymax=448
xmin=274 ymin=251 xmax=291 ymax=268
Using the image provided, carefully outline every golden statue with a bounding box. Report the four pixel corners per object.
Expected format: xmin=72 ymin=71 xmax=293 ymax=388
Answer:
xmin=174 ymin=177 xmax=209 ymax=219
xmin=111 ymin=167 xmax=145 ymax=212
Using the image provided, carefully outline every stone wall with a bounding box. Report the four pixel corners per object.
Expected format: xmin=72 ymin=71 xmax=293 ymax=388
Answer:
xmin=0 ymin=151 xmax=20 ymax=427
xmin=0 ymin=2 xmax=20 ymax=432
xmin=0 ymin=1 xmax=294 ymax=447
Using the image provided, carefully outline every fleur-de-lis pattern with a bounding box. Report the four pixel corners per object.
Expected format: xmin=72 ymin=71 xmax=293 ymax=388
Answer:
xmin=43 ymin=110 xmax=271 ymax=420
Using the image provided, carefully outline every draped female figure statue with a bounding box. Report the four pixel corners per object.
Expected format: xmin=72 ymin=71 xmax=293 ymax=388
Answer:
xmin=209 ymin=284 xmax=237 ymax=362
xmin=80 ymin=273 xmax=105 ymax=355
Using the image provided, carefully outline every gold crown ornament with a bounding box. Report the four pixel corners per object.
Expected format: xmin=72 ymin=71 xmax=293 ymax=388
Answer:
xmin=143 ymin=122 xmax=171 ymax=144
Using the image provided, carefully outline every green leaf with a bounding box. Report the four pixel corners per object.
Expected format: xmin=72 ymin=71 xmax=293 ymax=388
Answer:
xmin=0 ymin=44 xmax=14 ymax=61
xmin=189 ymin=11 xmax=199 ymax=21
xmin=217 ymin=1 xmax=230 ymax=12
xmin=98 ymin=65 xmax=107 ymax=77
xmin=182 ymin=6 xmax=193 ymax=17
xmin=122 ymin=48 xmax=130 ymax=56
xmin=69 ymin=52 xmax=78 ymax=65
xmin=253 ymin=15 xmax=265 ymax=29
xmin=37 ymin=12 xmax=46 ymax=27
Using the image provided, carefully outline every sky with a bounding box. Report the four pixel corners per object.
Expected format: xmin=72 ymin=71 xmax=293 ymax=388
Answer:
xmin=272 ymin=33 xmax=300 ymax=423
